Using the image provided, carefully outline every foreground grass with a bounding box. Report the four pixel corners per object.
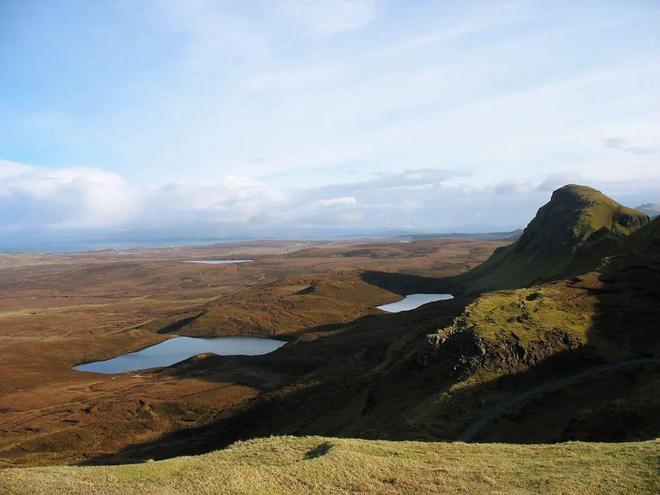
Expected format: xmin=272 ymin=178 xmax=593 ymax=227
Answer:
xmin=1 ymin=436 xmax=658 ymax=495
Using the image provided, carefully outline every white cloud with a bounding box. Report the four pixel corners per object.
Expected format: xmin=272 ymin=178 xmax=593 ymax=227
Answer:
xmin=275 ymin=0 xmax=377 ymax=37
xmin=0 ymin=165 xmax=140 ymax=229
xmin=317 ymin=196 xmax=357 ymax=206
xmin=0 ymin=160 xmax=34 ymax=181
xmin=536 ymin=173 xmax=583 ymax=192
xmin=1 ymin=159 xmax=659 ymax=248
xmin=340 ymin=211 xmax=362 ymax=222
xmin=400 ymin=199 xmax=422 ymax=212
xmin=602 ymin=137 xmax=658 ymax=156
xmin=0 ymin=162 xmax=287 ymax=231
xmin=494 ymin=180 xmax=533 ymax=195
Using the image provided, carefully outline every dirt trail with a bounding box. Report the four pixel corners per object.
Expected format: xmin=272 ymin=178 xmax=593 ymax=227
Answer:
xmin=458 ymin=358 xmax=660 ymax=442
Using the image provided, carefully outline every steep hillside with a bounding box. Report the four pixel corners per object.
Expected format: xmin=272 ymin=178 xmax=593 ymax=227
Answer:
xmin=210 ymin=214 xmax=660 ymax=447
xmin=1 ymin=436 xmax=657 ymax=495
xmin=457 ymin=185 xmax=649 ymax=292
xmin=630 ymin=215 xmax=660 ymax=253
xmin=352 ymin=216 xmax=660 ymax=443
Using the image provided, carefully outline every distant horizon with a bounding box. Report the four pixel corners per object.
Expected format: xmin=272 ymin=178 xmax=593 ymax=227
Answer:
xmin=1 ymin=182 xmax=657 ymax=254
xmin=0 ymin=225 xmax=524 ymax=254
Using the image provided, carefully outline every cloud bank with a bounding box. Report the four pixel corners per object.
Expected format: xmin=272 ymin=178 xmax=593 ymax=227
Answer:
xmin=2 ymin=159 xmax=658 ymax=251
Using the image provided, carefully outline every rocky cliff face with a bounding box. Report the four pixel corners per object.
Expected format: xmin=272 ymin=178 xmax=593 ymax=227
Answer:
xmin=418 ymin=309 xmax=583 ymax=375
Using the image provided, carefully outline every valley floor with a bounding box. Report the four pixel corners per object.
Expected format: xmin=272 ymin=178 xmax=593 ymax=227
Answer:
xmin=1 ymin=436 xmax=657 ymax=495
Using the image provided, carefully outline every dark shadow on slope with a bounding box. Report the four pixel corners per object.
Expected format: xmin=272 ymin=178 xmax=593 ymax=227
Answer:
xmin=304 ymin=442 xmax=333 ymax=459
xmin=80 ymin=294 xmax=473 ymax=465
xmin=360 ymin=270 xmax=459 ymax=295
xmin=468 ymin=360 xmax=660 ymax=443
xmin=81 ymin=221 xmax=660 ymax=464
xmin=457 ymin=239 xmax=660 ymax=443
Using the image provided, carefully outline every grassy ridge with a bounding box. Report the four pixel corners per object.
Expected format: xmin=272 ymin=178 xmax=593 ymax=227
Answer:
xmin=457 ymin=184 xmax=649 ymax=291
xmin=1 ymin=436 xmax=658 ymax=495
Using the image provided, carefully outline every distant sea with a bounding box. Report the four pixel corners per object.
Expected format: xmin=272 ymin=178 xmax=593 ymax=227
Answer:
xmin=0 ymin=226 xmax=521 ymax=254
xmin=0 ymin=238 xmax=235 ymax=254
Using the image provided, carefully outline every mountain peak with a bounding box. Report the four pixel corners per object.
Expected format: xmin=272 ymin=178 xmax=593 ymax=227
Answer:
xmin=553 ymin=183 xmax=599 ymax=195
xmin=525 ymin=184 xmax=647 ymax=244
xmin=458 ymin=184 xmax=649 ymax=291
xmin=549 ymin=184 xmax=606 ymax=206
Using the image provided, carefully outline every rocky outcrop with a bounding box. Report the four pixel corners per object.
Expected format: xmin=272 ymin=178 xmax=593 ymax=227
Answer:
xmin=418 ymin=325 xmax=583 ymax=377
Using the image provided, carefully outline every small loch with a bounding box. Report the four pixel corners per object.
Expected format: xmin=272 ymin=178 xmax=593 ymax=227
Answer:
xmin=74 ymin=336 xmax=286 ymax=374
xmin=181 ymin=260 xmax=254 ymax=264
xmin=377 ymin=293 xmax=454 ymax=313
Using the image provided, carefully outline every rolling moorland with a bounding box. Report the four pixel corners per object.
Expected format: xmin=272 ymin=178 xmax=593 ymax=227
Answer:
xmin=1 ymin=184 xmax=659 ymax=494
xmin=0 ymin=237 xmax=503 ymax=467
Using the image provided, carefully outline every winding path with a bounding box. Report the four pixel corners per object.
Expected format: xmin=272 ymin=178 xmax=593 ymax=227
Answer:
xmin=458 ymin=358 xmax=660 ymax=442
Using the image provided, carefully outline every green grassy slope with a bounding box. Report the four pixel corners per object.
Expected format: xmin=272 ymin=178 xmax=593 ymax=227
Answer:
xmin=265 ymin=213 xmax=660 ymax=445
xmin=456 ymin=184 xmax=649 ymax=292
xmin=1 ymin=436 xmax=658 ymax=495
xmin=393 ymin=218 xmax=660 ymax=442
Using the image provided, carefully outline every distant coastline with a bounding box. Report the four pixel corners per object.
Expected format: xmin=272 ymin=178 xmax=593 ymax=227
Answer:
xmin=0 ymin=229 xmax=522 ymax=254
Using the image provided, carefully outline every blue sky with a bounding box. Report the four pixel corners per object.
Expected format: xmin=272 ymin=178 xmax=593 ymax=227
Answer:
xmin=1 ymin=0 xmax=659 ymax=246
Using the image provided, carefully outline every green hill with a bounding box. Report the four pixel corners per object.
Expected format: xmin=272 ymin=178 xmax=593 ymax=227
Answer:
xmin=1 ymin=436 xmax=657 ymax=495
xmin=457 ymin=184 xmax=649 ymax=292
xmin=209 ymin=195 xmax=660 ymax=447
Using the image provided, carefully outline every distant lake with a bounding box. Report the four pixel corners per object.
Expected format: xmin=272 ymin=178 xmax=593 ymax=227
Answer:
xmin=74 ymin=336 xmax=286 ymax=374
xmin=181 ymin=260 xmax=254 ymax=264
xmin=377 ymin=293 xmax=454 ymax=313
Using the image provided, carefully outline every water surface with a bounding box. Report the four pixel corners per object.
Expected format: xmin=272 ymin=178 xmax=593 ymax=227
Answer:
xmin=74 ymin=336 xmax=285 ymax=374
xmin=377 ymin=293 xmax=454 ymax=313
xmin=181 ymin=259 xmax=254 ymax=264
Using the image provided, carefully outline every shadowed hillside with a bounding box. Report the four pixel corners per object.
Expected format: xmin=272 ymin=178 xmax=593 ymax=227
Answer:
xmin=69 ymin=210 xmax=660 ymax=466
xmin=630 ymin=215 xmax=660 ymax=253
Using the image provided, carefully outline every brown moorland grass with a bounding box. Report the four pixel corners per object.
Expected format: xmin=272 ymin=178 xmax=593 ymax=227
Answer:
xmin=1 ymin=436 xmax=658 ymax=495
xmin=0 ymin=238 xmax=503 ymax=467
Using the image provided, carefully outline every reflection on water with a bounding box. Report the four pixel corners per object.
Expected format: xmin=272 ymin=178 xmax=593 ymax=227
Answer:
xmin=181 ymin=260 xmax=254 ymax=264
xmin=74 ymin=336 xmax=285 ymax=374
xmin=377 ymin=293 xmax=454 ymax=313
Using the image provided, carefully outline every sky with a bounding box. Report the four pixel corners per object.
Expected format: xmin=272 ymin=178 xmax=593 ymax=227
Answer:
xmin=1 ymin=0 xmax=659 ymax=250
